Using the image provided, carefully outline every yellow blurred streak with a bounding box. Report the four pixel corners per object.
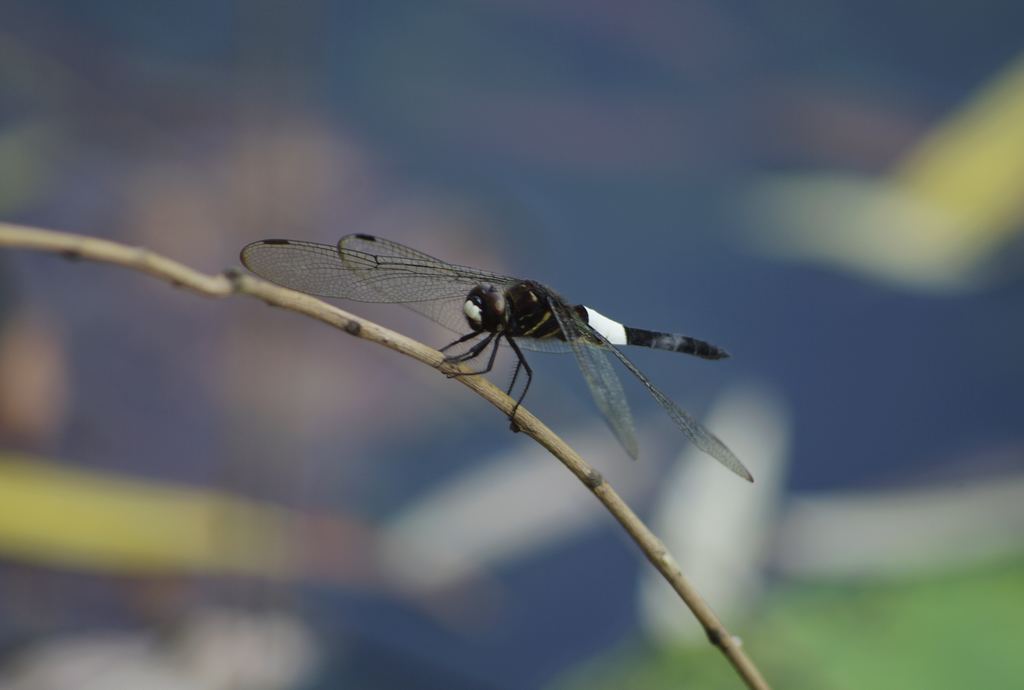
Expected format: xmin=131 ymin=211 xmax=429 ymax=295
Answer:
xmin=896 ymin=53 xmax=1024 ymax=239
xmin=0 ymin=454 xmax=294 ymax=578
xmin=745 ymin=53 xmax=1024 ymax=291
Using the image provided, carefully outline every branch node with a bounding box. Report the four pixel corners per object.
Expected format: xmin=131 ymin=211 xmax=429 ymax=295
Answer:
xmin=223 ymin=268 xmax=245 ymax=291
xmin=583 ymin=467 xmax=604 ymax=489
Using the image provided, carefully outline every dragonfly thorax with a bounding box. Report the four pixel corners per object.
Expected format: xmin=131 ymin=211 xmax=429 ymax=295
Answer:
xmin=463 ymin=283 xmax=508 ymax=333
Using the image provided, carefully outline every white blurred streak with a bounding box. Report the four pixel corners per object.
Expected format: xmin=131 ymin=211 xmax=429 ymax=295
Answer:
xmin=378 ymin=425 xmax=660 ymax=594
xmin=175 ymin=609 xmax=319 ymax=690
xmin=773 ymin=472 xmax=1024 ymax=579
xmin=744 ymin=174 xmax=985 ymax=291
xmin=638 ymin=385 xmax=791 ymax=643
xmin=0 ymin=635 xmax=180 ymax=690
xmin=0 ymin=608 xmax=318 ymax=690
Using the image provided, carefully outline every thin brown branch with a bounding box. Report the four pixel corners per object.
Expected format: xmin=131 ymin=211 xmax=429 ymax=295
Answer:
xmin=0 ymin=222 xmax=771 ymax=690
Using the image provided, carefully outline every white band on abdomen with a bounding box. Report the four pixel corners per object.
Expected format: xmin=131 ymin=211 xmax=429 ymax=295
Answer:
xmin=583 ymin=306 xmax=628 ymax=345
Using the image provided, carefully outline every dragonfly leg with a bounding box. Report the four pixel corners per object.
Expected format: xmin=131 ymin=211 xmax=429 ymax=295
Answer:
xmin=442 ymin=332 xmax=493 ymax=365
xmin=440 ymin=330 xmax=482 ymax=354
xmin=504 ymin=335 xmax=532 ymax=432
xmin=444 ymin=331 xmax=500 ymax=377
xmin=507 ymin=358 xmax=522 ymax=398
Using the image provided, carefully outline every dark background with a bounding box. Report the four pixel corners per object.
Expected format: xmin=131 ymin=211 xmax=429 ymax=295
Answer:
xmin=1 ymin=2 xmax=1022 ymax=689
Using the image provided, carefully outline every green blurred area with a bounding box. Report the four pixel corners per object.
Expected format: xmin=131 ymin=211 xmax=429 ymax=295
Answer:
xmin=556 ymin=559 xmax=1024 ymax=690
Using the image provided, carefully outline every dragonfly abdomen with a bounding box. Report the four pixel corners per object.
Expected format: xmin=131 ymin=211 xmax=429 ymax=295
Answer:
xmin=576 ymin=303 xmax=729 ymax=359
xmin=623 ymin=327 xmax=730 ymax=359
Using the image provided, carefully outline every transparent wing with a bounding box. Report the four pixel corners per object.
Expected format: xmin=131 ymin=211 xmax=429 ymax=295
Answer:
xmin=538 ymin=290 xmax=751 ymax=479
xmin=596 ymin=331 xmax=753 ymax=481
xmin=240 ymin=234 xmax=520 ymax=335
xmin=334 ymin=234 xmax=517 ymax=301
xmin=515 ymin=337 xmax=575 ymax=354
xmin=546 ymin=295 xmax=639 ymax=459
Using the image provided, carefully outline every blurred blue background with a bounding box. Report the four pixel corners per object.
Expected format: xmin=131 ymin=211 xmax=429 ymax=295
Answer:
xmin=1 ymin=2 xmax=1022 ymax=689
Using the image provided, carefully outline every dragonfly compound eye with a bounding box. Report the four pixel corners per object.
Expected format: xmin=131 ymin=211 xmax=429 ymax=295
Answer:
xmin=463 ymin=284 xmax=506 ymax=332
xmin=463 ymin=298 xmax=483 ymax=327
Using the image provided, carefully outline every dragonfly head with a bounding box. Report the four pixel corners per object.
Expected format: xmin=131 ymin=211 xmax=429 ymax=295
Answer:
xmin=463 ymin=284 xmax=507 ymax=333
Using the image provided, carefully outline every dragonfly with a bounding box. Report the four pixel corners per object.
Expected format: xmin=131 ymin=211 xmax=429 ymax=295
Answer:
xmin=240 ymin=234 xmax=752 ymax=481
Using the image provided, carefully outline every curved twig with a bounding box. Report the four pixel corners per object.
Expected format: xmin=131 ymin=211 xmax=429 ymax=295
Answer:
xmin=0 ymin=222 xmax=770 ymax=690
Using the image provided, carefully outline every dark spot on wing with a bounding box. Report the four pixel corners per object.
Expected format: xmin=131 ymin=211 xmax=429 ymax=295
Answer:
xmin=262 ymin=239 xmax=291 ymax=245
xmin=354 ymin=233 xmax=376 ymax=241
